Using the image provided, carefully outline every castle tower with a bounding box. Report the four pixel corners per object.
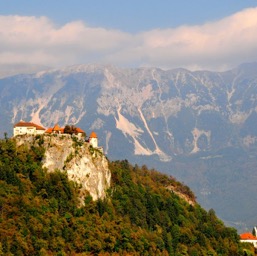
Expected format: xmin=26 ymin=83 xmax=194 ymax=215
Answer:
xmin=89 ymin=131 xmax=98 ymax=148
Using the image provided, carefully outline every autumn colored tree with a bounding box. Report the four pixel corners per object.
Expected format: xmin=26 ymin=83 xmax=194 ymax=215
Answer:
xmin=0 ymin=138 xmax=247 ymax=255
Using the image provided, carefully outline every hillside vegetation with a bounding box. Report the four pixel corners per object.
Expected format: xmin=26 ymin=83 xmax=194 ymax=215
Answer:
xmin=0 ymin=136 xmax=251 ymax=255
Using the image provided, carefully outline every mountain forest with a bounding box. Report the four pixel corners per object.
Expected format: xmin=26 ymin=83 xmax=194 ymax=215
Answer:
xmin=0 ymin=136 xmax=254 ymax=255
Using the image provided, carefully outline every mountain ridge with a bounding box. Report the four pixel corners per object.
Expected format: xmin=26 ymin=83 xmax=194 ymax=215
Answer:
xmin=1 ymin=62 xmax=257 ymax=231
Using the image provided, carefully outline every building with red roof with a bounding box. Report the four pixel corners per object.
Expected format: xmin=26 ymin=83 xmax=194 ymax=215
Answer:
xmin=240 ymin=232 xmax=257 ymax=248
xmin=45 ymin=124 xmax=63 ymax=134
xmin=89 ymin=131 xmax=98 ymax=148
xmin=45 ymin=124 xmax=85 ymax=138
xmin=13 ymin=121 xmax=102 ymax=150
xmin=76 ymin=127 xmax=85 ymax=134
xmin=45 ymin=127 xmax=53 ymax=133
xmin=13 ymin=120 xmax=45 ymax=136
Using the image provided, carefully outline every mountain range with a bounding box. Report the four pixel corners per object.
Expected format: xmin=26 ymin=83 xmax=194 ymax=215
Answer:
xmin=1 ymin=62 xmax=257 ymax=232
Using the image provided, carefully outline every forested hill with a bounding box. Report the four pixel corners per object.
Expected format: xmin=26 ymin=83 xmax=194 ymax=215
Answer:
xmin=0 ymin=137 xmax=252 ymax=255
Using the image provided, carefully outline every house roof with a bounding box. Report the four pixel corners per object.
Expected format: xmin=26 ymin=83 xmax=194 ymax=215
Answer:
xmin=89 ymin=131 xmax=97 ymax=138
xmin=46 ymin=126 xmax=63 ymax=133
xmin=53 ymin=124 xmax=61 ymax=131
xmin=45 ymin=128 xmax=53 ymax=133
xmin=240 ymin=233 xmax=257 ymax=240
xmin=76 ymin=127 xmax=85 ymax=133
xmin=46 ymin=125 xmax=83 ymax=134
xmin=14 ymin=120 xmax=45 ymax=130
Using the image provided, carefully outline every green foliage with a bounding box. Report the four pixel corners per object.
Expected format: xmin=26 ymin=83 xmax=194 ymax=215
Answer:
xmin=0 ymin=140 xmax=247 ymax=255
xmin=71 ymin=136 xmax=83 ymax=148
xmin=64 ymin=125 xmax=86 ymax=138
xmin=64 ymin=152 xmax=74 ymax=165
xmin=35 ymin=135 xmax=44 ymax=146
xmin=63 ymin=125 xmax=76 ymax=135
xmin=89 ymin=145 xmax=94 ymax=155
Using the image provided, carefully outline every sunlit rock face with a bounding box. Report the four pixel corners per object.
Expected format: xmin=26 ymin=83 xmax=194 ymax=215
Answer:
xmin=16 ymin=134 xmax=111 ymax=204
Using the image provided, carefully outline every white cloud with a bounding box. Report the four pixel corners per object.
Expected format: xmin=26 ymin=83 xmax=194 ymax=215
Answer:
xmin=1 ymin=8 xmax=257 ymax=71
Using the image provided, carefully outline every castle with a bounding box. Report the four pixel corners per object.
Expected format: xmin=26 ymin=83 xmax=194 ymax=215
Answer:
xmin=13 ymin=120 xmax=45 ymax=137
xmin=13 ymin=120 xmax=99 ymax=149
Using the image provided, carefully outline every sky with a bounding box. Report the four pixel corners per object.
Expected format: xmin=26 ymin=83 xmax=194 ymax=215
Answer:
xmin=1 ymin=0 xmax=257 ymax=71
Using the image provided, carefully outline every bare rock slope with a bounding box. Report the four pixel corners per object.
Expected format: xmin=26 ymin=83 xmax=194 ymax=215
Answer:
xmin=16 ymin=134 xmax=111 ymax=203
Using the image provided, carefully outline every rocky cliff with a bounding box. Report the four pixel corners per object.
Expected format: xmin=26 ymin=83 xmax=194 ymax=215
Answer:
xmin=15 ymin=134 xmax=111 ymax=203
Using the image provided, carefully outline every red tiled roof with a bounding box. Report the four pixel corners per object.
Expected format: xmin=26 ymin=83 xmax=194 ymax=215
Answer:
xmin=14 ymin=121 xmax=45 ymax=130
xmin=76 ymin=127 xmax=85 ymax=133
xmin=46 ymin=125 xmax=84 ymax=134
xmin=34 ymin=124 xmax=45 ymax=130
xmin=53 ymin=124 xmax=61 ymax=131
xmin=240 ymin=233 xmax=257 ymax=240
xmin=45 ymin=128 xmax=53 ymax=133
xmin=45 ymin=124 xmax=63 ymax=133
xmin=89 ymin=131 xmax=97 ymax=138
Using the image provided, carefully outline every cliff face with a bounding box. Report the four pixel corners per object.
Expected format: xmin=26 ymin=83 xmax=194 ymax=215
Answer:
xmin=15 ymin=134 xmax=111 ymax=203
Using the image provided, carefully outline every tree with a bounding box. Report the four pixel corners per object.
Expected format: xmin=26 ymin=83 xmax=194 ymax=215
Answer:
xmin=64 ymin=125 xmax=76 ymax=135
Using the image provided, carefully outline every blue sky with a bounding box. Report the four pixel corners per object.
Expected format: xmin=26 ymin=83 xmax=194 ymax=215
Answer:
xmin=1 ymin=1 xmax=257 ymax=71
xmin=3 ymin=1 xmax=257 ymax=32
